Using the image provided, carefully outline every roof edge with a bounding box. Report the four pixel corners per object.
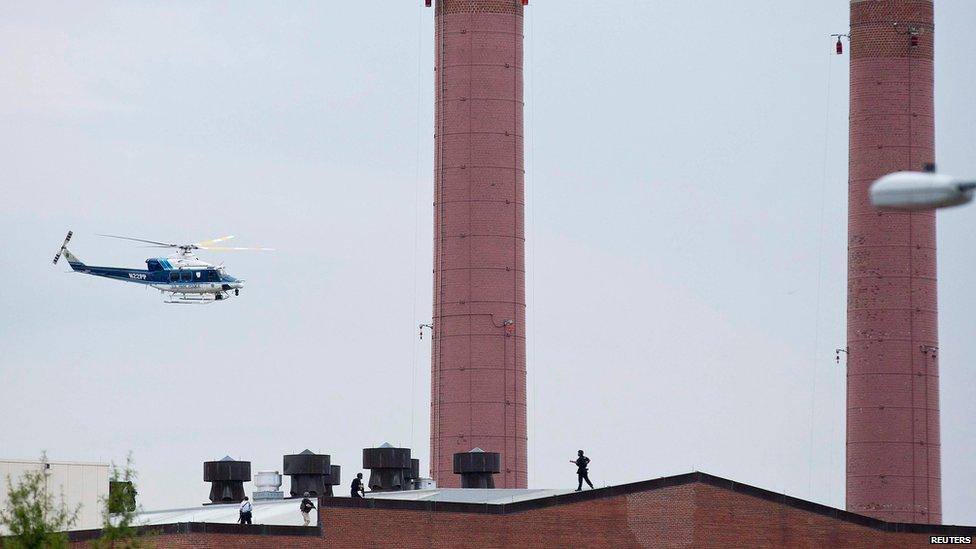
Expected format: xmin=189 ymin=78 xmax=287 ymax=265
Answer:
xmin=65 ymin=522 xmax=321 ymax=542
xmin=320 ymin=471 xmax=976 ymax=535
xmin=0 ymin=459 xmax=110 ymax=467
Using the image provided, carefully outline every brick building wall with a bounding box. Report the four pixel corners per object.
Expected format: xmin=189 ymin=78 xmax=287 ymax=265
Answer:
xmin=65 ymin=475 xmax=975 ymax=548
xmin=68 ymin=523 xmax=319 ymax=549
xmin=319 ymin=484 xmax=948 ymax=548
xmin=77 ymin=533 xmax=311 ymax=548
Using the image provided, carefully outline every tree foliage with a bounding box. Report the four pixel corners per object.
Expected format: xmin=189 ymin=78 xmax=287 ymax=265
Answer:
xmin=0 ymin=453 xmax=79 ymax=549
xmin=91 ymin=455 xmax=147 ymax=549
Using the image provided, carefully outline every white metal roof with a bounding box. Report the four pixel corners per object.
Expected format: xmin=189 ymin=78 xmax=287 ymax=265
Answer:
xmin=364 ymin=488 xmax=576 ymax=504
xmin=132 ymin=498 xmax=314 ymax=527
xmin=127 ymin=488 xmax=576 ymax=528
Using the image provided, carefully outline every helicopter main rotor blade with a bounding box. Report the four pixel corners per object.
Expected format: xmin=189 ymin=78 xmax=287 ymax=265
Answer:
xmin=194 ymin=235 xmax=236 ymax=247
xmin=97 ymin=234 xmax=177 ymax=247
xmin=197 ymin=246 xmax=275 ymax=251
xmin=97 ymin=233 xmax=269 ymax=252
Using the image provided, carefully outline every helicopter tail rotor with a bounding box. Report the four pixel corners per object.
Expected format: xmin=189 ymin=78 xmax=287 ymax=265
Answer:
xmin=52 ymin=231 xmax=86 ymax=271
xmin=52 ymin=231 xmax=73 ymax=264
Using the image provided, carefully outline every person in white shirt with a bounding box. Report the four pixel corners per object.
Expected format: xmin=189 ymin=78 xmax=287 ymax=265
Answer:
xmin=239 ymin=496 xmax=253 ymax=524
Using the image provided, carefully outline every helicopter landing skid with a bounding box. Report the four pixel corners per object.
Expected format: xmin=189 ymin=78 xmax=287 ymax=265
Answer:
xmin=163 ymin=292 xmax=229 ymax=305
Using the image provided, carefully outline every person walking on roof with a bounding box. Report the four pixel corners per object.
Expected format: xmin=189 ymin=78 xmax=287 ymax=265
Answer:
xmin=571 ymin=450 xmax=594 ymax=491
xmin=300 ymin=492 xmax=316 ymax=526
xmin=351 ymin=473 xmax=365 ymax=498
xmin=239 ymin=496 xmax=253 ymax=524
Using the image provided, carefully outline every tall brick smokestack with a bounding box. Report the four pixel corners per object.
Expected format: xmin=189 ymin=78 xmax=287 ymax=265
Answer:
xmin=430 ymin=0 xmax=527 ymax=488
xmin=847 ymin=0 xmax=939 ymax=523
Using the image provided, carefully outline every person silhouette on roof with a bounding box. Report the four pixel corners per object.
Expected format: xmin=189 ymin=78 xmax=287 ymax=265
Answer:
xmin=571 ymin=450 xmax=593 ymax=491
xmin=239 ymin=496 xmax=252 ymax=524
xmin=351 ymin=473 xmax=365 ymax=498
xmin=300 ymin=492 xmax=316 ymax=526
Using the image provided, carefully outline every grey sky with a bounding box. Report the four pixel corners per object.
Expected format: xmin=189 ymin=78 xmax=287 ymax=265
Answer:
xmin=2 ymin=1 xmax=974 ymax=524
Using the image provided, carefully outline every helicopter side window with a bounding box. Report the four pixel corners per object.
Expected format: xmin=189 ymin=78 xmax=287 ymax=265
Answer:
xmin=180 ymin=271 xmax=192 ymax=282
xmin=169 ymin=271 xmax=179 ymax=283
xmin=207 ymin=270 xmax=220 ymax=282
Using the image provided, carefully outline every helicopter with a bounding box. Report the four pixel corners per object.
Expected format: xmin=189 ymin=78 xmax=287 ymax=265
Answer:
xmin=52 ymin=231 xmax=271 ymax=304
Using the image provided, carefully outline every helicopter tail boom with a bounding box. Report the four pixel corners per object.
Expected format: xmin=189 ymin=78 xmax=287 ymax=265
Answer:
xmin=61 ymin=248 xmax=87 ymax=271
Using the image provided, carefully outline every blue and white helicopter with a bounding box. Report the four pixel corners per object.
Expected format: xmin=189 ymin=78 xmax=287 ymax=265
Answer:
xmin=52 ymin=231 xmax=271 ymax=304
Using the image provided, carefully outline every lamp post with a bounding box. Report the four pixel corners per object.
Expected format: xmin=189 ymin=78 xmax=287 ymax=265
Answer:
xmin=870 ymin=171 xmax=976 ymax=211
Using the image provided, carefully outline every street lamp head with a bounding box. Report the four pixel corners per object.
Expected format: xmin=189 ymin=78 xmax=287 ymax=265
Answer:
xmin=869 ymin=171 xmax=974 ymax=211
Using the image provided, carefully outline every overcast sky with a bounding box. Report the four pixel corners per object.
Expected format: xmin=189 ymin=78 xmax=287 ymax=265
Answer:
xmin=1 ymin=0 xmax=974 ymax=524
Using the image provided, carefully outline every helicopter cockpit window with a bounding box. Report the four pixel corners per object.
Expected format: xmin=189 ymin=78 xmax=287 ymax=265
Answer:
xmin=169 ymin=271 xmax=179 ymax=282
xmin=180 ymin=271 xmax=192 ymax=282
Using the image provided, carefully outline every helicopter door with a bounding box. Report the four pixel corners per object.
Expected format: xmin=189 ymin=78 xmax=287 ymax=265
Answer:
xmin=180 ymin=271 xmax=192 ymax=282
xmin=168 ymin=271 xmax=179 ymax=283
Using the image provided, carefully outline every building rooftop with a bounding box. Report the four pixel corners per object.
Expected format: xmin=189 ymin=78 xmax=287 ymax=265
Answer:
xmin=67 ymin=471 xmax=976 ymax=547
xmin=366 ymin=487 xmax=576 ymax=505
xmin=133 ymin=498 xmax=314 ymax=527
xmin=128 ymin=487 xmax=577 ymax=527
